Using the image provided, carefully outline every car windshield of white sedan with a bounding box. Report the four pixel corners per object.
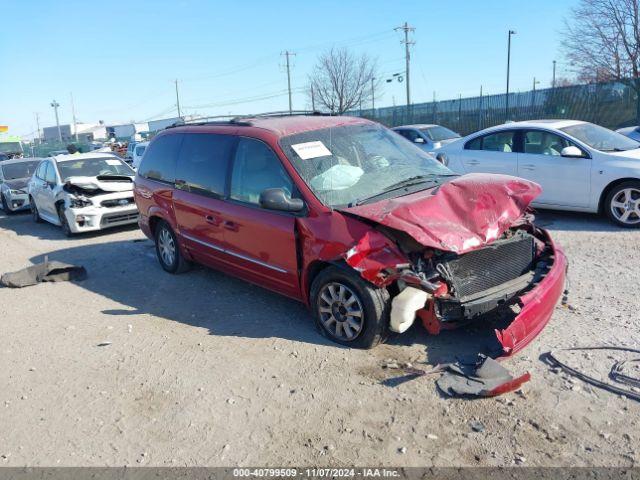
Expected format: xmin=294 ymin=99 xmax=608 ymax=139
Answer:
xmin=57 ymin=157 xmax=134 ymax=181
xmin=279 ymin=123 xmax=455 ymax=207
xmin=421 ymin=126 xmax=460 ymax=142
xmin=1 ymin=161 xmax=40 ymax=180
xmin=561 ymin=123 xmax=640 ymax=152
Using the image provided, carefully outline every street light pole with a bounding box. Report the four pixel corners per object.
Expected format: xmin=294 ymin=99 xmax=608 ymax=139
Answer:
xmin=552 ymin=60 xmax=557 ymax=89
xmin=50 ymin=100 xmax=62 ymax=142
xmin=505 ymin=29 xmax=516 ymax=121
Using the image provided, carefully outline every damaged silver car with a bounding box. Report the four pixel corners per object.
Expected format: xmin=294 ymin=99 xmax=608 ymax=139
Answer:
xmin=27 ymin=153 xmax=139 ymax=236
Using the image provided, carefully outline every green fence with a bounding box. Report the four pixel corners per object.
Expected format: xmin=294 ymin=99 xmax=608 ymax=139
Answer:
xmin=355 ymin=81 xmax=638 ymax=135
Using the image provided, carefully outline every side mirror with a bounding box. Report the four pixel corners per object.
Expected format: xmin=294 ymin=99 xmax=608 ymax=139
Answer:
xmin=414 ymin=137 xmax=425 ymax=144
xmin=259 ymin=188 xmax=304 ymax=212
xmin=561 ymin=146 xmax=584 ymax=158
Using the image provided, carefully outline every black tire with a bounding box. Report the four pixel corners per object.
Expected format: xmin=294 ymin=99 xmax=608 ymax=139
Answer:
xmin=30 ymin=197 xmax=42 ymax=223
xmin=1 ymin=194 xmax=13 ymax=214
xmin=154 ymin=221 xmax=191 ymax=274
xmin=310 ymin=265 xmax=390 ymax=349
xmin=57 ymin=204 xmax=74 ymax=237
xmin=604 ymin=180 xmax=640 ymax=228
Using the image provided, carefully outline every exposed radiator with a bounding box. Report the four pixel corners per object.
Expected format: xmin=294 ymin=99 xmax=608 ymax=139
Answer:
xmin=439 ymin=232 xmax=535 ymax=300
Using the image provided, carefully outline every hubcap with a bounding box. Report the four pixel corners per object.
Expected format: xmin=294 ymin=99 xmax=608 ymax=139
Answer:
xmin=318 ymin=282 xmax=364 ymax=341
xmin=611 ymin=188 xmax=640 ymax=225
xmin=158 ymin=228 xmax=176 ymax=266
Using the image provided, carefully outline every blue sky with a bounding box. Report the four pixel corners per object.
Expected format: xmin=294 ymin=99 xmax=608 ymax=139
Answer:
xmin=1 ymin=0 xmax=576 ymax=138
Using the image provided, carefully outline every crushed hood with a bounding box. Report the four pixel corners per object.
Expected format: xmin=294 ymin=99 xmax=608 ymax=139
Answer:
xmin=65 ymin=175 xmax=134 ymax=193
xmin=340 ymin=173 xmax=541 ymax=254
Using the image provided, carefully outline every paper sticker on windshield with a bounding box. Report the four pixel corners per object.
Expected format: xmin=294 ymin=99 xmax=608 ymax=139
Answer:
xmin=105 ymin=159 xmax=121 ymax=166
xmin=291 ymin=141 xmax=332 ymax=160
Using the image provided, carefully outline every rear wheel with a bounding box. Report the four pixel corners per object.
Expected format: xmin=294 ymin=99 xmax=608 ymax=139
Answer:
xmin=57 ymin=204 xmax=74 ymax=237
xmin=310 ymin=266 xmax=390 ymax=349
xmin=605 ymin=180 xmax=640 ymax=228
xmin=154 ymin=221 xmax=191 ymax=274
xmin=30 ymin=197 xmax=42 ymax=223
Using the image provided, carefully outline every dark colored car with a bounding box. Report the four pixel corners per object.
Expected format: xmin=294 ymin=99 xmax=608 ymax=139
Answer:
xmin=133 ymin=115 xmax=567 ymax=353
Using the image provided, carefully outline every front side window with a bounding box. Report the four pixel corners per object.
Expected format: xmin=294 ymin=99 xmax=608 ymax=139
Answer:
xmin=36 ymin=162 xmax=47 ymax=180
xmin=523 ymin=130 xmax=570 ymax=156
xmin=135 ymin=145 xmax=146 ymax=156
xmin=560 ymin=122 xmax=639 ymax=152
xmin=279 ymin=123 xmax=454 ymax=207
xmin=230 ymin=138 xmax=293 ymax=205
xmin=44 ymin=162 xmax=57 ymax=184
xmin=176 ymin=133 xmax=236 ymax=197
xmin=57 ymin=157 xmax=134 ymax=181
xmin=138 ymin=134 xmax=182 ymax=183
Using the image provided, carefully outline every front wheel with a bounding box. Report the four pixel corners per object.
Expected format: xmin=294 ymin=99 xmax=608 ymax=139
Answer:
xmin=605 ymin=181 xmax=640 ymax=228
xmin=57 ymin=204 xmax=74 ymax=237
xmin=310 ymin=266 xmax=390 ymax=349
xmin=30 ymin=197 xmax=42 ymax=223
xmin=1 ymin=194 xmax=12 ymax=214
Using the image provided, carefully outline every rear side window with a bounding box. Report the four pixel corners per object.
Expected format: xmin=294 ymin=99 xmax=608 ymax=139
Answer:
xmin=138 ymin=134 xmax=182 ymax=183
xmin=465 ymin=136 xmax=483 ymax=150
xmin=465 ymin=131 xmax=516 ymax=152
xmin=176 ymin=133 xmax=236 ymax=197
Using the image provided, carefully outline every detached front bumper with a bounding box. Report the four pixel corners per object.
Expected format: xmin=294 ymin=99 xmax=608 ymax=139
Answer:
xmin=495 ymin=235 xmax=567 ymax=356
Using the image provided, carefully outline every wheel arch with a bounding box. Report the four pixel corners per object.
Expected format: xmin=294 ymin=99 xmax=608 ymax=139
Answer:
xmin=598 ymin=177 xmax=640 ymax=213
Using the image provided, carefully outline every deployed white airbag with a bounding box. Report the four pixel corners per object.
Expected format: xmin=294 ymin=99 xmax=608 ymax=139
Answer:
xmin=390 ymin=287 xmax=429 ymax=333
xmin=310 ymin=164 xmax=363 ymax=191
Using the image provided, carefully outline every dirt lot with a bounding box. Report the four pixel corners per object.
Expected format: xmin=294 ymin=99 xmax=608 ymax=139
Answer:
xmin=0 ymin=208 xmax=639 ymax=467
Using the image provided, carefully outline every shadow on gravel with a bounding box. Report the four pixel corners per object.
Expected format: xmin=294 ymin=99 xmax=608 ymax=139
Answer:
xmin=0 ymin=208 xmax=140 ymax=241
xmin=534 ymin=208 xmax=625 ymax=232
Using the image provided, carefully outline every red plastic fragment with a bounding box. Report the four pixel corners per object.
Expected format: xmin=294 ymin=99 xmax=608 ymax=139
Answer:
xmin=485 ymin=372 xmax=531 ymax=396
xmin=343 ymin=230 xmax=408 ymax=287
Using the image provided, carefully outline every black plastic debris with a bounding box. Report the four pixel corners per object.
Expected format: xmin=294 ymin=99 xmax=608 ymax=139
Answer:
xmin=544 ymin=346 xmax=640 ymax=402
xmin=1 ymin=258 xmax=87 ymax=288
xmin=437 ymin=354 xmax=531 ymax=397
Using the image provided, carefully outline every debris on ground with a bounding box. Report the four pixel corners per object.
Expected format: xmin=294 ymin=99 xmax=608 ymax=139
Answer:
xmin=436 ymin=354 xmax=531 ymax=398
xmin=1 ymin=257 xmax=87 ymax=288
xmin=544 ymin=346 xmax=640 ymax=402
xmin=96 ymin=341 xmax=112 ymax=347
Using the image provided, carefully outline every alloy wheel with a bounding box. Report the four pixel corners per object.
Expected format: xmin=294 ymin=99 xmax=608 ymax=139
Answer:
xmin=317 ymin=282 xmax=364 ymax=341
xmin=610 ymin=187 xmax=640 ymax=225
xmin=158 ymin=228 xmax=176 ymax=267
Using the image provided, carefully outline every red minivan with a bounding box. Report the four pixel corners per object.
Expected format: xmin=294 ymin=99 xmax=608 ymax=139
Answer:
xmin=134 ymin=115 xmax=567 ymax=353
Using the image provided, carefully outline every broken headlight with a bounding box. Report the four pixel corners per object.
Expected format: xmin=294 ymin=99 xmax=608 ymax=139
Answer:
xmin=10 ymin=189 xmax=26 ymax=195
xmin=69 ymin=197 xmax=92 ymax=208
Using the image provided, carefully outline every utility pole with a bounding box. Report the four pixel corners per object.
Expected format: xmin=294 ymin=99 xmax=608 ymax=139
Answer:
xmin=552 ymin=60 xmax=557 ymax=89
xmin=310 ymin=84 xmax=315 ymax=111
xmin=479 ymin=85 xmax=484 ymax=130
xmin=50 ymin=100 xmax=62 ymax=142
xmin=395 ymin=22 xmax=415 ymax=108
xmin=282 ymin=51 xmax=295 ymax=114
xmin=174 ymin=79 xmax=182 ymax=118
xmin=70 ymin=92 xmax=79 ymax=142
xmin=34 ymin=113 xmax=41 ymax=145
xmin=533 ymin=77 xmax=539 ymax=92
xmin=505 ymin=29 xmax=516 ymax=121
xmin=371 ymin=77 xmax=375 ymax=111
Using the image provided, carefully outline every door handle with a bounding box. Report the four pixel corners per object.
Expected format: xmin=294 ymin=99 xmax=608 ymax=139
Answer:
xmin=222 ymin=220 xmax=239 ymax=231
xmin=205 ymin=215 xmax=220 ymax=225
xmin=466 ymin=160 xmax=480 ymax=166
xmin=520 ymin=164 xmax=536 ymax=171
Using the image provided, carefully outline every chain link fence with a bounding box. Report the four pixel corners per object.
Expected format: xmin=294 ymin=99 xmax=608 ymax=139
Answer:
xmin=354 ymin=81 xmax=638 ymax=135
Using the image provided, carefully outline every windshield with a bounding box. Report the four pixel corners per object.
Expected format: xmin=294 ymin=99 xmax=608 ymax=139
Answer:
xmin=561 ymin=123 xmax=639 ymax=152
xmin=421 ymin=126 xmax=460 ymax=142
xmin=0 ymin=142 xmax=23 ymax=154
xmin=279 ymin=123 xmax=455 ymax=207
xmin=1 ymin=161 xmax=41 ymax=180
xmin=57 ymin=157 xmax=135 ymax=181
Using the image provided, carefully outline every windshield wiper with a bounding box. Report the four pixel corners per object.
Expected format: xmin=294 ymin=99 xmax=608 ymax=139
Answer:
xmin=350 ymin=173 xmax=457 ymax=207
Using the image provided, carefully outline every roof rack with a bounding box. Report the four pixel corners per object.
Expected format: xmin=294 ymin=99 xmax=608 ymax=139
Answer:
xmin=165 ymin=110 xmax=331 ymax=130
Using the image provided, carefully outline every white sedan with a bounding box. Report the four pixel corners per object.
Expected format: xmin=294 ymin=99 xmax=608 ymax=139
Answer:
xmin=437 ymin=120 xmax=640 ymax=227
xmin=27 ymin=153 xmax=139 ymax=236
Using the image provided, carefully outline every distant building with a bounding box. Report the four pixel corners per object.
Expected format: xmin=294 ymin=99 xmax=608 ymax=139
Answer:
xmin=106 ymin=122 xmax=149 ymax=140
xmin=42 ymin=122 xmax=108 ymax=143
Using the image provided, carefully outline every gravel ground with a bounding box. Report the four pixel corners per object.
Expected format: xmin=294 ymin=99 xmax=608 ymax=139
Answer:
xmin=0 ymin=208 xmax=639 ymax=467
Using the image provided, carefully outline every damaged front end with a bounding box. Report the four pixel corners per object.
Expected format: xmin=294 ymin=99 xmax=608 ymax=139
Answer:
xmin=341 ymin=174 xmax=567 ymax=357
